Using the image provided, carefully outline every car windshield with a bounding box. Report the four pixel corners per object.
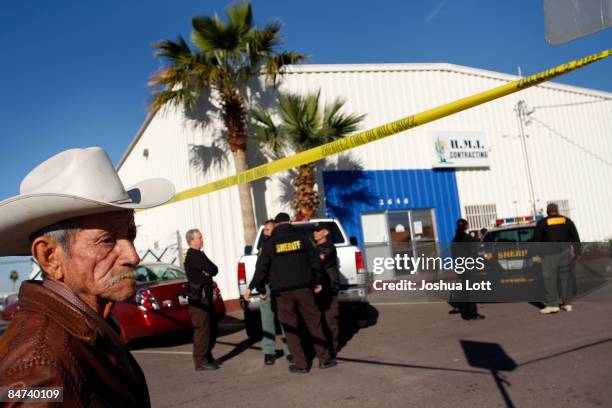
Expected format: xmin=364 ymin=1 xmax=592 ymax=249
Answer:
xmin=256 ymin=221 xmax=345 ymax=249
xmin=483 ymin=227 xmax=535 ymax=243
xmin=135 ymin=264 xmax=186 ymax=285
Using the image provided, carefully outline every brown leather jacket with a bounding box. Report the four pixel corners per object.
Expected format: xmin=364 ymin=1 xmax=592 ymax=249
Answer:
xmin=0 ymin=280 xmax=150 ymax=407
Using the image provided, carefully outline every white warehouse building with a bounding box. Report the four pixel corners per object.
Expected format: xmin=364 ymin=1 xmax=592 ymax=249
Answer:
xmin=117 ymin=62 xmax=612 ymax=302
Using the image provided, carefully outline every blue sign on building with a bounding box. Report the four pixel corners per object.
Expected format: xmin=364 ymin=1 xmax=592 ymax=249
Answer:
xmin=322 ymin=169 xmax=461 ymax=248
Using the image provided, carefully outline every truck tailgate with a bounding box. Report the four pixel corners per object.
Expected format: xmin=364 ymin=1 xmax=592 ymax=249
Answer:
xmin=337 ymin=245 xmax=360 ymax=285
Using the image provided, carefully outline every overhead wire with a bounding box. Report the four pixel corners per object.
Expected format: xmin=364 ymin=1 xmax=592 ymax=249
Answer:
xmin=529 ymin=116 xmax=612 ymax=167
xmin=532 ymin=99 xmax=611 ymax=110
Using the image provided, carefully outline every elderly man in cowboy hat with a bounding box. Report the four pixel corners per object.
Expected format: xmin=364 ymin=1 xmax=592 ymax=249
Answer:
xmin=0 ymin=147 xmax=174 ymax=407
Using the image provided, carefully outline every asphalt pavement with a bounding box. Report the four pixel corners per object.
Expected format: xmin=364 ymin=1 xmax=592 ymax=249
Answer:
xmin=1 ymin=278 xmax=610 ymax=407
xmin=130 ymin=281 xmax=612 ymax=408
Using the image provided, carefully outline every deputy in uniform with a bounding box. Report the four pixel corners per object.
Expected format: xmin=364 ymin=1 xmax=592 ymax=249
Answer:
xmin=245 ymin=212 xmax=336 ymax=373
xmin=184 ymin=228 xmax=220 ymax=370
xmin=244 ymin=219 xmax=291 ymax=365
xmin=534 ymin=203 xmax=581 ymax=314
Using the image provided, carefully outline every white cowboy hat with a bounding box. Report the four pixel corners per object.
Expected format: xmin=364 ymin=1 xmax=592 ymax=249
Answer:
xmin=0 ymin=147 xmax=175 ymax=256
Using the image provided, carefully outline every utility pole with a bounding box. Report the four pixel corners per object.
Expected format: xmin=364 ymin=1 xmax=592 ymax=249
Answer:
xmin=515 ymin=100 xmax=538 ymax=216
xmin=176 ymin=230 xmax=185 ymax=271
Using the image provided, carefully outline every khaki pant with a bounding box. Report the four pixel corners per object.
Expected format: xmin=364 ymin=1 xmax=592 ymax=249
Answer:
xmin=189 ymin=298 xmax=217 ymax=368
xmin=275 ymin=288 xmax=331 ymax=369
xmin=541 ymin=249 xmax=576 ymax=307
xmin=260 ymin=284 xmax=290 ymax=356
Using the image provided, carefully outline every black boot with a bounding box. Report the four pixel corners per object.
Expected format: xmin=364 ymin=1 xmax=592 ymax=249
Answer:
xmin=264 ymin=354 xmax=275 ymax=365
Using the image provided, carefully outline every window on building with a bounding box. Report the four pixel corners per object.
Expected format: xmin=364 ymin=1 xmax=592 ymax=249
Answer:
xmin=464 ymin=204 xmax=497 ymax=230
xmin=546 ymin=199 xmax=571 ymax=217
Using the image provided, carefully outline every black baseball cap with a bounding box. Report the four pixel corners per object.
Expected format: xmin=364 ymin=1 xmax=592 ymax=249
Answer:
xmin=274 ymin=212 xmax=291 ymax=223
xmin=313 ymin=222 xmax=327 ymax=232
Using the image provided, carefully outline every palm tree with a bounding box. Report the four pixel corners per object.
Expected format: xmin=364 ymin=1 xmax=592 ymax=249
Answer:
xmin=9 ymin=270 xmax=18 ymax=292
xmin=149 ymin=3 xmax=306 ymax=244
xmin=251 ymin=91 xmax=365 ymax=219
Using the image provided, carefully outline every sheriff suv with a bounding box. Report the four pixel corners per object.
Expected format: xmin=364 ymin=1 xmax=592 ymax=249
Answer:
xmin=237 ymin=218 xmax=368 ymax=339
xmin=478 ymin=216 xmax=544 ymax=301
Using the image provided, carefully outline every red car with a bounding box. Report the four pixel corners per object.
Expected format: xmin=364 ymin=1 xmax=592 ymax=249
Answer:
xmin=1 ymin=263 xmax=226 ymax=344
xmin=1 ymin=301 xmax=18 ymax=322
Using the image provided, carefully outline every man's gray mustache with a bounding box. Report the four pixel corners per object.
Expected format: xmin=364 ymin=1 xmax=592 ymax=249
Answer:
xmin=108 ymin=269 xmax=138 ymax=285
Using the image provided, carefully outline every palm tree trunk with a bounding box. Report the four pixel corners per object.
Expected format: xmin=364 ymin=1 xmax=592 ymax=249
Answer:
xmin=232 ymin=149 xmax=257 ymax=244
xmin=292 ymin=162 xmax=319 ymax=219
xmin=222 ymin=91 xmax=257 ymax=244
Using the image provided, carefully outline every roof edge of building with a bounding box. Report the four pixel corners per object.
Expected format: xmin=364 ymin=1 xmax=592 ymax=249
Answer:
xmin=118 ymin=62 xmax=612 ymax=170
xmin=281 ymin=62 xmax=612 ymax=98
xmin=117 ymin=108 xmax=158 ymax=170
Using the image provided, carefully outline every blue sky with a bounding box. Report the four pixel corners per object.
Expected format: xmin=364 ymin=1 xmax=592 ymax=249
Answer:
xmin=0 ymin=0 xmax=610 ymax=292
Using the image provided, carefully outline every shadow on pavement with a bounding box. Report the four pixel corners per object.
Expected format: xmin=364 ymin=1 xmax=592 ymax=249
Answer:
xmin=338 ymin=303 xmax=379 ymax=352
xmin=528 ymin=301 xmax=546 ymax=310
xmin=216 ymin=338 xmax=258 ymax=363
xmin=128 ymin=332 xmax=192 ymax=350
xmin=337 ymin=356 xmax=489 ymax=375
xmin=456 ymin=337 xmax=612 ymax=408
xmin=461 ymin=340 xmax=517 ymax=408
xmin=296 ymin=336 xmax=612 ymax=379
xmin=519 ymin=336 xmax=612 ymax=367
xmin=213 ymin=303 xmax=380 ymax=364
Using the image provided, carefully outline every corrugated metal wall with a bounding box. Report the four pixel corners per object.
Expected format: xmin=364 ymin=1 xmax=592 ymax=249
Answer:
xmin=119 ymin=63 xmax=612 ymax=300
xmin=274 ymin=64 xmax=612 ymax=240
xmin=118 ymin=105 xmax=247 ymax=299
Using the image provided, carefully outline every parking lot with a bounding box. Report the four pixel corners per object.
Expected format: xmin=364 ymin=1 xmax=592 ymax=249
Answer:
xmin=127 ymin=281 xmax=612 ymax=408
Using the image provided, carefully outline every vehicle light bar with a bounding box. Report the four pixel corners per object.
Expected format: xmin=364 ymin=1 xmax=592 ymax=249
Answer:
xmin=495 ymin=214 xmax=543 ymax=226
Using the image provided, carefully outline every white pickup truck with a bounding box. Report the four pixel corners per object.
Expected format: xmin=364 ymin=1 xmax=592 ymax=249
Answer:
xmin=237 ymin=218 xmax=368 ymax=339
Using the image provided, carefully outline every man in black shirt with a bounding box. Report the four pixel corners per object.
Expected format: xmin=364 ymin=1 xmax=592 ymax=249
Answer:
xmin=246 ymin=213 xmax=335 ymax=373
xmin=313 ymin=224 xmax=340 ymax=355
xmin=534 ymin=203 xmax=581 ymax=314
xmin=451 ymin=218 xmax=484 ymax=320
xmin=184 ymin=228 xmax=220 ymax=370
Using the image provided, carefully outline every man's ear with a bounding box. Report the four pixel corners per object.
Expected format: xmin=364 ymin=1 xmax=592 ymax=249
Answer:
xmin=31 ymin=237 xmax=66 ymax=281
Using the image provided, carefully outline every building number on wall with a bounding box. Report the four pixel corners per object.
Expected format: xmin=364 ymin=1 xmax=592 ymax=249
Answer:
xmin=378 ymin=198 xmax=410 ymax=206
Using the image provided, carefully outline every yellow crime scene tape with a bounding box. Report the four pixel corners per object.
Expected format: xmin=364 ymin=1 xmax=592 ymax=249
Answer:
xmin=158 ymin=49 xmax=611 ymax=208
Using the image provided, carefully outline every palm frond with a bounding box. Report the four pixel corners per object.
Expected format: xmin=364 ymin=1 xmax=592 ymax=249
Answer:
xmin=278 ymin=92 xmax=306 ymax=134
xmin=325 ymin=111 xmax=365 ymax=139
xmin=277 ymin=92 xmax=322 ymax=149
xmin=226 ymin=2 xmax=253 ymax=35
xmin=249 ymin=21 xmax=282 ymax=63
xmin=152 ymin=36 xmax=192 ymax=61
xmin=150 ymin=88 xmax=195 ymax=112
xmin=272 ymin=91 xmax=365 ymax=150
xmin=149 ymin=4 xmax=306 ymax=126
xmin=192 ymin=16 xmax=238 ymax=54
xmin=148 ymin=68 xmax=179 ymax=89
xmin=322 ymin=98 xmax=365 ymax=140
xmin=322 ymin=97 xmax=345 ymax=126
xmin=249 ymin=107 xmax=286 ymax=157
xmin=263 ymin=51 xmax=308 ymax=84
xmin=249 ymin=107 xmax=276 ymax=129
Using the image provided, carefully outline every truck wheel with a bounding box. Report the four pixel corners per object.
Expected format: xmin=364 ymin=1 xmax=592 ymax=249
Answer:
xmin=244 ymin=309 xmax=262 ymax=341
